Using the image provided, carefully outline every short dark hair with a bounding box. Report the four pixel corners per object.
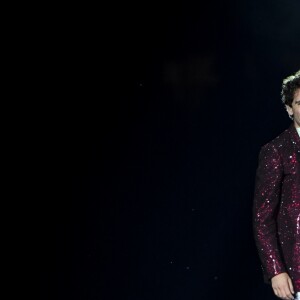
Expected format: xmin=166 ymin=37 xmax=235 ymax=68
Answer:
xmin=281 ymin=70 xmax=300 ymax=107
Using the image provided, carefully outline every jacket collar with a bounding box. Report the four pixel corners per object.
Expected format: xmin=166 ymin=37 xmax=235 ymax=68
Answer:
xmin=288 ymin=122 xmax=300 ymax=149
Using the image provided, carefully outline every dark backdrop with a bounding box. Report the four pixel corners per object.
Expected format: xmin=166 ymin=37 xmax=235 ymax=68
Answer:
xmin=47 ymin=1 xmax=300 ymax=299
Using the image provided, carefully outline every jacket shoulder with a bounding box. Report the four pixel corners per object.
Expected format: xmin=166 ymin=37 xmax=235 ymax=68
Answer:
xmin=260 ymin=127 xmax=289 ymax=151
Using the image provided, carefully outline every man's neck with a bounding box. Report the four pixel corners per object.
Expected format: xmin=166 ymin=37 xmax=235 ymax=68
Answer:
xmin=293 ymin=121 xmax=300 ymax=129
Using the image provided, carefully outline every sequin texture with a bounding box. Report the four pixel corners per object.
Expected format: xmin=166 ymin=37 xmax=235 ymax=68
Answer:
xmin=253 ymin=123 xmax=300 ymax=292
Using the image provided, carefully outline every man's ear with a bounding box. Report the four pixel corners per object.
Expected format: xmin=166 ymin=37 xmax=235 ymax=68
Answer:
xmin=285 ymin=104 xmax=293 ymax=117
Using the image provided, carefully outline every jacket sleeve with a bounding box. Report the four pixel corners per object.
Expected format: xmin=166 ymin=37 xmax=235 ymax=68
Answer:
xmin=252 ymin=143 xmax=287 ymax=284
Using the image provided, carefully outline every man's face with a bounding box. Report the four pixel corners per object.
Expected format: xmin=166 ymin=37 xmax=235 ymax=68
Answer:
xmin=286 ymin=88 xmax=300 ymax=128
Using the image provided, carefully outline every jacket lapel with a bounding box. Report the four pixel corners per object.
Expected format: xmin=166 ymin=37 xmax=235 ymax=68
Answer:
xmin=289 ymin=123 xmax=300 ymax=149
xmin=288 ymin=122 xmax=300 ymax=163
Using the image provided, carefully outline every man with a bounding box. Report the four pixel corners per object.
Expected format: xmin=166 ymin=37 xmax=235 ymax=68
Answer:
xmin=253 ymin=70 xmax=300 ymax=300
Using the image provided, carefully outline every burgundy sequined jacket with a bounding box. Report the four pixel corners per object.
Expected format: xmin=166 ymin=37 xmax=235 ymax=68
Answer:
xmin=252 ymin=122 xmax=300 ymax=292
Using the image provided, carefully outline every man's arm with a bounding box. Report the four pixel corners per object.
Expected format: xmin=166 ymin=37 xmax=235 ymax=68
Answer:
xmin=252 ymin=143 xmax=287 ymax=282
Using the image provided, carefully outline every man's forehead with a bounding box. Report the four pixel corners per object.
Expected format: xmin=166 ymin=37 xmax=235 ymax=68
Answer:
xmin=294 ymin=88 xmax=300 ymax=101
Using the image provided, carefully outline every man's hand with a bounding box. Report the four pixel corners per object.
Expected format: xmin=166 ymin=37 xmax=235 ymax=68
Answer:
xmin=271 ymin=272 xmax=295 ymax=300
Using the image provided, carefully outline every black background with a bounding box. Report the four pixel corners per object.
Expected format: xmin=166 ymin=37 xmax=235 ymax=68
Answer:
xmin=47 ymin=1 xmax=300 ymax=299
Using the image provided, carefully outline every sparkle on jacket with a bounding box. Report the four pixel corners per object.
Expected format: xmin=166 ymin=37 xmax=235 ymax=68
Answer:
xmin=252 ymin=122 xmax=300 ymax=292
